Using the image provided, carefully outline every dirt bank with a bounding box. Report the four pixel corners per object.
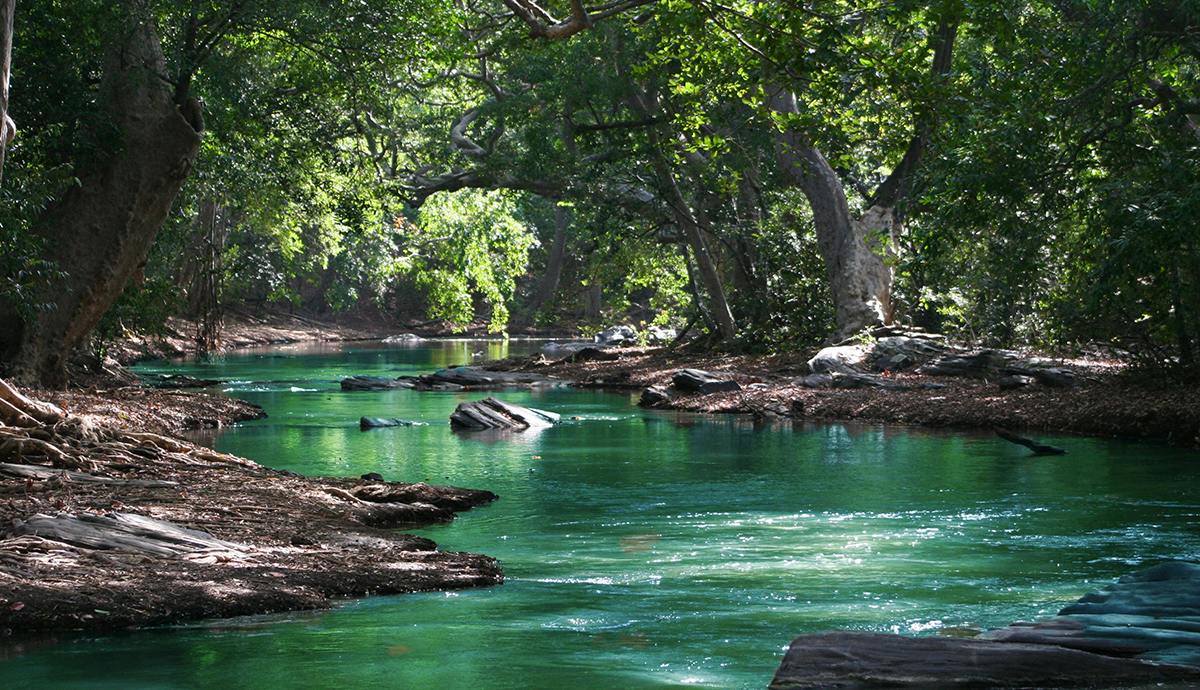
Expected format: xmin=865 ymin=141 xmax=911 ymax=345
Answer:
xmin=0 ymin=383 xmax=501 ymax=635
xmin=484 ymin=347 xmax=1200 ymax=447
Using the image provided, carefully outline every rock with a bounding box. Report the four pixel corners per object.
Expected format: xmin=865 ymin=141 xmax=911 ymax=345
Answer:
xmin=998 ymin=374 xmax=1036 ymax=390
xmin=594 ymin=325 xmax=637 ymax=346
xmin=541 ymin=341 xmax=592 ymax=354
xmin=830 ymin=372 xmax=885 ymax=389
xmin=1004 ymin=365 xmax=1078 ymax=388
xmin=769 ymin=631 xmax=1200 ymax=690
xmin=646 ymin=326 xmax=677 ymax=344
xmin=671 ymin=369 xmax=742 ymax=394
xmin=359 ymin=417 xmax=427 ymax=430
xmin=423 ymin=367 xmax=560 ymax=389
xmin=867 ymin=336 xmax=946 ymax=372
xmin=144 ymin=374 xmax=223 ymax=389
xmin=360 ymin=472 xmax=385 ymax=481
xmin=807 ymin=344 xmax=870 ymax=374
xmin=449 ymin=397 xmax=560 ymax=430
xmin=639 ymin=386 xmax=674 ymax=407
xmin=564 ymin=347 xmax=620 ymax=363
xmin=798 ymin=373 xmax=833 ymax=389
xmin=985 ymin=561 xmax=1200 ymax=665
xmin=350 ymin=482 xmax=497 ymax=511
xmin=919 ymin=349 xmax=1018 ymax=378
xmin=382 ymin=333 xmax=426 ymax=344
xmin=340 ymin=375 xmax=413 ymax=391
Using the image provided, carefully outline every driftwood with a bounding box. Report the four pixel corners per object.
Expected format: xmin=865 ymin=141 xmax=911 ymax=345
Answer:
xmin=0 ymin=462 xmax=178 ymax=487
xmin=995 ymin=427 xmax=1067 ymax=455
xmin=8 ymin=512 xmax=242 ymax=558
xmin=449 ymin=397 xmax=560 ymax=430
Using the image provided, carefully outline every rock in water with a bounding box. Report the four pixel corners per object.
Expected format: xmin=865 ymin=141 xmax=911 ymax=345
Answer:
xmin=671 ymin=369 xmax=742 ymax=394
xmin=638 ymin=386 xmax=673 ymax=407
xmin=360 ymin=417 xmax=426 ymax=430
xmin=449 ymin=397 xmax=560 ymax=430
xmin=769 ymin=631 xmax=1200 ymax=690
xmin=341 ymin=375 xmax=413 ymax=391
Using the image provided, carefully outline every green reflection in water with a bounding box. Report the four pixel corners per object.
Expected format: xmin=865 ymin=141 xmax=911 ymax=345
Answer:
xmin=3 ymin=341 xmax=1198 ymax=689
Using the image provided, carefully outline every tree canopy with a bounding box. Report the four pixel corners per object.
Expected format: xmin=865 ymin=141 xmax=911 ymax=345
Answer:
xmin=2 ymin=0 xmax=1199 ymax=384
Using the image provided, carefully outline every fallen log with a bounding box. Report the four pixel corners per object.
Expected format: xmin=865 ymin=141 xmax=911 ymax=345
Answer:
xmin=7 ymin=512 xmax=242 ymax=558
xmin=359 ymin=417 xmax=427 ymax=430
xmin=995 ymin=427 xmax=1067 ymax=455
xmin=0 ymin=462 xmax=178 ymax=487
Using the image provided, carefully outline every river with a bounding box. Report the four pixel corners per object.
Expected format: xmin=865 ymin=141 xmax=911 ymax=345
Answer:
xmin=4 ymin=339 xmax=1198 ymax=689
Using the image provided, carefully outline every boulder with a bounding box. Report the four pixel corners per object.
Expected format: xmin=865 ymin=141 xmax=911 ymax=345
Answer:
xmin=541 ymin=341 xmax=593 ymax=354
xmin=830 ymin=372 xmax=885 ymax=389
xmin=798 ymin=373 xmax=833 ymax=389
xmin=807 ymin=344 xmax=870 ymax=374
xmin=359 ymin=417 xmax=427 ymax=430
xmin=998 ymin=374 xmax=1036 ymax=391
xmin=382 ymin=333 xmax=426 ymax=344
xmin=1004 ymin=365 xmax=1078 ymax=389
xmin=867 ymin=336 xmax=946 ymax=372
xmin=564 ymin=347 xmax=620 ymax=363
xmin=594 ymin=325 xmax=637 ymax=346
xmin=449 ymin=397 xmax=560 ymax=430
xmin=638 ymin=386 xmax=674 ymax=407
xmin=671 ymin=369 xmax=742 ymax=394
xmin=919 ymin=349 xmax=1018 ymax=378
xmin=646 ymin=325 xmax=677 ymax=344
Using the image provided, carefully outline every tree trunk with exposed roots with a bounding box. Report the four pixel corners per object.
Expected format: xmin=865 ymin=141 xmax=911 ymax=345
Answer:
xmin=0 ymin=7 xmax=201 ymax=387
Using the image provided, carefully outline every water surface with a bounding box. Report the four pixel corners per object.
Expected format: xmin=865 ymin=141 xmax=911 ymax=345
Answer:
xmin=4 ymin=340 xmax=1198 ymax=689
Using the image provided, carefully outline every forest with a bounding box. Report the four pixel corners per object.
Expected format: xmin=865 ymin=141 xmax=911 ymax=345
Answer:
xmin=0 ymin=0 xmax=1198 ymax=386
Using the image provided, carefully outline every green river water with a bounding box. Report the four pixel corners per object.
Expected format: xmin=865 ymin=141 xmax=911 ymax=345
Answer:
xmin=4 ymin=339 xmax=1199 ymax=689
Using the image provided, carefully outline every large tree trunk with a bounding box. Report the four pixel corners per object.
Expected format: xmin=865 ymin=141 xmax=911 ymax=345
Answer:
xmin=770 ymin=88 xmax=894 ymax=341
xmin=0 ymin=0 xmax=15 ymax=185
xmin=2 ymin=7 xmax=201 ymax=387
xmin=526 ymin=205 xmax=570 ymax=315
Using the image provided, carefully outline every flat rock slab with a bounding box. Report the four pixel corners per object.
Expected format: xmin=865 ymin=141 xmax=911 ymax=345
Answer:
xmin=672 ymin=369 xmax=742 ymax=394
xmin=8 ymin=512 xmax=242 ymax=558
xmin=341 ymin=375 xmax=413 ymax=391
xmin=449 ymin=397 xmax=560 ymax=430
xmin=986 ymin=561 xmax=1200 ymax=665
xmin=769 ymin=631 xmax=1200 ymax=689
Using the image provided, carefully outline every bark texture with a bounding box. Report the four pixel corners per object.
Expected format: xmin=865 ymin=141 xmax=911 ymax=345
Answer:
xmin=0 ymin=0 xmax=15 ymax=185
xmin=3 ymin=10 xmax=201 ymax=387
xmin=770 ymin=88 xmax=893 ymax=340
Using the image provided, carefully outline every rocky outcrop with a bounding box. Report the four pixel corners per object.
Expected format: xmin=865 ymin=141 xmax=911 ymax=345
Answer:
xmin=449 ymin=397 xmax=560 ymax=430
xmin=771 ymin=562 xmax=1200 ymax=689
xmin=342 ymin=368 xmax=563 ymax=392
xmin=769 ymin=631 xmax=1200 ymax=689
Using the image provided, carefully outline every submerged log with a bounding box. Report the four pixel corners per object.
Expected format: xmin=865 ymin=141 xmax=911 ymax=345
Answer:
xmin=449 ymin=397 xmax=560 ymax=430
xmin=995 ymin=427 xmax=1067 ymax=455
xmin=7 ymin=512 xmax=241 ymax=558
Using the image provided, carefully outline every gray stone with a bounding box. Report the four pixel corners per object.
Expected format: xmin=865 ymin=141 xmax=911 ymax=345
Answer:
xmin=807 ymin=344 xmax=870 ymax=374
xmin=638 ymin=386 xmax=673 ymax=407
xmin=672 ymin=369 xmax=742 ymax=394
xmin=594 ymin=325 xmax=637 ymax=346
xmin=341 ymin=375 xmax=413 ymax=391
xmin=799 ymin=373 xmax=833 ymax=389
xmin=359 ymin=417 xmax=427 ymax=430
xmin=449 ymin=397 xmax=560 ymax=430
xmin=998 ymin=374 xmax=1036 ymax=391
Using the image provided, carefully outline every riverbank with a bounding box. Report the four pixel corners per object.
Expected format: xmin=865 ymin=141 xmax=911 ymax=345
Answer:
xmin=0 ymin=382 xmax=502 ymax=635
xmin=483 ymin=345 xmax=1200 ymax=447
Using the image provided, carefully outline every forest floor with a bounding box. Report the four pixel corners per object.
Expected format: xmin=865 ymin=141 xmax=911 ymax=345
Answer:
xmin=483 ymin=346 xmax=1200 ymax=448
